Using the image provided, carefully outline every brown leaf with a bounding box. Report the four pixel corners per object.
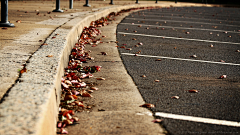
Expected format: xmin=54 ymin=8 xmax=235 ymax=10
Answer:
xmin=141 ymin=75 xmax=146 ymax=77
xmin=155 ymin=59 xmax=162 ymax=61
xmin=90 ymin=87 xmax=99 ymax=90
xmin=64 ymin=95 xmax=75 ymax=100
xmin=96 ymin=77 xmax=106 ymax=80
xmin=219 ymin=75 xmax=227 ymax=79
xmin=20 ymin=68 xmax=27 ymax=74
xmin=140 ymin=103 xmax=155 ymax=108
xmin=152 ymin=119 xmax=163 ymax=123
xmin=126 ymin=48 xmax=132 ymax=50
xmin=82 ymin=92 xmax=93 ymax=97
xmin=171 ymin=96 xmax=180 ymax=99
xmin=155 ymin=80 xmax=160 ymax=82
xmin=188 ymin=89 xmax=198 ymax=93
xmin=16 ymin=20 xmax=21 ymax=23
xmin=46 ymin=55 xmax=53 ymax=57
xmin=132 ymin=38 xmax=136 ymax=40
xmin=101 ymin=52 xmax=107 ymax=55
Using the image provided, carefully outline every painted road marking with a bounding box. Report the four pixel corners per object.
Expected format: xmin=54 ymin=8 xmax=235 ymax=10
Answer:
xmin=155 ymin=112 xmax=240 ymax=127
xmin=118 ymin=32 xmax=240 ymax=45
xmin=121 ymin=53 xmax=240 ymax=66
xmin=121 ymin=23 xmax=240 ymax=34
xmin=126 ymin=18 xmax=240 ymax=27
xmin=137 ymin=13 xmax=240 ymax=23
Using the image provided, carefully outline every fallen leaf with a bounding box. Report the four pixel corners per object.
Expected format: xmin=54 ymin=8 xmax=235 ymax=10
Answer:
xmin=96 ymin=77 xmax=106 ymax=80
xmin=133 ymin=30 xmax=137 ymax=32
xmin=210 ymin=44 xmax=214 ymax=47
xmin=236 ymin=50 xmax=240 ymax=52
xmin=60 ymin=128 xmax=68 ymax=134
xmin=16 ymin=20 xmax=21 ymax=23
xmin=219 ymin=75 xmax=227 ymax=79
xmin=155 ymin=80 xmax=160 ymax=82
xmin=82 ymin=92 xmax=93 ymax=97
xmin=220 ymin=60 xmax=225 ymax=62
xmin=20 ymin=68 xmax=27 ymax=74
xmin=126 ymin=48 xmax=132 ymax=50
xmin=188 ymin=89 xmax=198 ymax=93
xmin=2 ymin=27 xmax=7 ymax=30
xmin=136 ymin=50 xmax=141 ymax=54
xmin=141 ymin=75 xmax=146 ymax=77
xmin=186 ymin=32 xmax=190 ymax=34
xmin=155 ymin=59 xmax=162 ymax=61
xmin=190 ymin=55 xmax=197 ymax=58
xmin=47 ymin=55 xmax=53 ymax=57
xmin=132 ymin=38 xmax=136 ymax=40
xmin=152 ymin=119 xmax=163 ymax=123
xmin=101 ymin=52 xmax=107 ymax=55
xmin=171 ymin=96 xmax=179 ymax=99
xmin=139 ymin=103 xmax=155 ymax=108
xmin=174 ymin=47 xmax=177 ymax=49
xmin=125 ymin=28 xmax=128 ymax=30
xmin=90 ymin=87 xmax=99 ymax=90
xmin=138 ymin=42 xmax=143 ymax=45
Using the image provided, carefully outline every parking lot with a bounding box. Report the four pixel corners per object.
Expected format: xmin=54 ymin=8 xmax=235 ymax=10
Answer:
xmin=117 ymin=7 xmax=240 ymax=134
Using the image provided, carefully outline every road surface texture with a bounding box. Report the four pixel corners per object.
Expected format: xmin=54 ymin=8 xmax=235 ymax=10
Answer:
xmin=117 ymin=7 xmax=240 ymax=135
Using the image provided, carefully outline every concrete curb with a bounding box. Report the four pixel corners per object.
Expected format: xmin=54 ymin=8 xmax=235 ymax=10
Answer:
xmin=0 ymin=2 xmax=216 ymax=135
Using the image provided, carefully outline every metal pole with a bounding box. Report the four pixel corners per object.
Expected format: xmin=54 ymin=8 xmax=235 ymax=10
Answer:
xmin=136 ymin=0 xmax=138 ymax=4
xmin=69 ymin=0 xmax=73 ymax=9
xmin=0 ymin=0 xmax=14 ymax=27
xmin=109 ymin=0 xmax=114 ymax=5
xmin=53 ymin=0 xmax=63 ymax=12
xmin=175 ymin=0 xmax=177 ymax=3
xmin=205 ymin=0 xmax=207 ymax=4
xmin=83 ymin=0 xmax=91 ymax=7
xmin=155 ymin=0 xmax=158 ymax=4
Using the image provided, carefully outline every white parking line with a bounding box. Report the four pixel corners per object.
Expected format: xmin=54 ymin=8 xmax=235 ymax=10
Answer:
xmin=121 ymin=53 xmax=240 ymax=66
xmin=155 ymin=112 xmax=240 ymax=127
xmin=121 ymin=23 xmax=240 ymax=34
xmin=126 ymin=18 xmax=240 ymax=27
xmin=137 ymin=13 xmax=240 ymax=23
xmin=118 ymin=32 xmax=240 ymax=45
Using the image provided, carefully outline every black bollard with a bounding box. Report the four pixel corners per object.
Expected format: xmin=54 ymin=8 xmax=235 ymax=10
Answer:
xmin=0 ymin=0 xmax=14 ymax=27
xmin=53 ymin=0 xmax=63 ymax=12
xmin=136 ymin=0 xmax=138 ymax=4
xmin=70 ymin=0 xmax=73 ymax=9
xmin=175 ymin=0 xmax=177 ymax=3
xmin=109 ymin=0 xmax=114 ymax=5
xmin=205 ymin=0 xmax=207 ymax=4
xmin=155 ymin=0 xmax=158 ymax=4
xmin=83 ymin=0 xmax=91 ymax=7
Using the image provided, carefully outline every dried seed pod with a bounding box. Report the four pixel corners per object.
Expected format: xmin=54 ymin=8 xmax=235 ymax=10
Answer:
xmin=140 ymin=103 xmax=155 ymax=108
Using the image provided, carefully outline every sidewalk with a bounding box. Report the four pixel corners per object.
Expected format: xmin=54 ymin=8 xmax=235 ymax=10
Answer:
xmin=0 ymin=1 xmax=219 ymax=135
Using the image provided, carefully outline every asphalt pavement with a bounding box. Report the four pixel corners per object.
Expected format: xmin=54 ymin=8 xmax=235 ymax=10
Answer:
xmin=117 ymin=7 xmax=240 ymax=135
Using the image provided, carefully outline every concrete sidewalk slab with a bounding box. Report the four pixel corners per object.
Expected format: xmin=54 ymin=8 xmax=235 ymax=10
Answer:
xmin=0 ymin=1 xmax=221 ymax=135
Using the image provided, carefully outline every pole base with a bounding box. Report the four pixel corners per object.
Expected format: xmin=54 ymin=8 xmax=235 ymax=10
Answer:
xmin=109 ymin=3 xmax=114 ymax=5
xmin=135 ymin=2 xmax=139 ymax=4
xmin=83 ymin=4 xmax=91 ymax=7
xmin=52 ymin=9 xmax=64 ymax=12
xmin=0 ymin=22 xmax=15 ymax=27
